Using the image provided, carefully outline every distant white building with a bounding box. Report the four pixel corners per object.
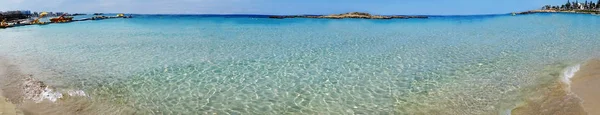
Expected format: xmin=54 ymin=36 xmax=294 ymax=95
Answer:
xmin=578 ymin=3 xmax=585 ymax=10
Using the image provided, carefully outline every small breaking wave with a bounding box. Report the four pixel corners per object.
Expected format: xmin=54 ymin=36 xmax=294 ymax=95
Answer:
xmin=561 ymin=64 xmax=581 ymax=85
xmin=509 ymin=63 xmax=587 ymax=115
xmin=0 ymin=56 xmax=135 ymax=115
xmin=23 ymin=77 xmax=88 ymax=103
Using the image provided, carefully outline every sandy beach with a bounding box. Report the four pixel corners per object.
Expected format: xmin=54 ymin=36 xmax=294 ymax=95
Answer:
xmin=0 ymin=58 xmax=22 ymax=115
xmin=512 ymin=58 xmax=600 ymax=115
xmin=571 ymin=59 xmax=600 ymax=115
xmin=0 ymin=56 xmax=136 ymax=115
xmin=0 ymin=92 xmax=22 ymax=115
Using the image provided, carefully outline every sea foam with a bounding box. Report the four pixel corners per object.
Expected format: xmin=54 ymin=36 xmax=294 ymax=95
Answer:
xmin=24 ymin=77 xmax=87 ymax=103
xmin=561 ymin=64 xmax=581 ymax=85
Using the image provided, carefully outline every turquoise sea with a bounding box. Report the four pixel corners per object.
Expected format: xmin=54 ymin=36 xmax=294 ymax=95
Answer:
xmin=1 ymin=13 xmax=600 ymax=114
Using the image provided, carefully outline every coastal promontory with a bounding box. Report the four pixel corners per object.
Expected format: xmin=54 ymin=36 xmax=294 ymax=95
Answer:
xmin=269 ymin=12 xmax=428 ymax=19
xmin=515 ymin=0 xmax=600 ymax=15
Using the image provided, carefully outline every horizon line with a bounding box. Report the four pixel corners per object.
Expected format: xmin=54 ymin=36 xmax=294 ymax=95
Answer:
xmin=3 ymin=10 xmax=532 ymax=16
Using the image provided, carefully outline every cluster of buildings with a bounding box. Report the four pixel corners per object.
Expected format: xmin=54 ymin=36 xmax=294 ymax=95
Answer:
xmin=0 ymin=10 xmax=31 ymax=22
xmin=543 ymin=0 xmax=600 ymax=10
xmin=0 ymin=10 xmax=79 ymax=23
xmin=0 ymin=10 xmax=70 ymax=17
xmin=0 ymin=10 xmax=31 ymax=15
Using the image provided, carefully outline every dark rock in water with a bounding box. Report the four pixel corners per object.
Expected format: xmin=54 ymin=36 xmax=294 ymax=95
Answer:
xmin=269 ymin=15 xmax=303 ymax=19
xmin=0 ymin=12 xmax=30 ymax=23
xmin=268 ymin=16 xmax=286 ymax=19
xmin=517 ymin=11 xmax=534 ymax=15
xmin=67 ymin=13 xmax=86 ymax=16
xmin=268 ymin=12 xmax=428 ymax=19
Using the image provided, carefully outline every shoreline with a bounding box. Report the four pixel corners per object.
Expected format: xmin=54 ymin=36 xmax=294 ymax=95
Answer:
xmin=1 ymin=15 xmax=132 ymax=29
xmin=0 ymin=86 xmax=22 ymax=115
xmin=570 ymin=59 xmax=600 ymax=114
xmin=511 ymin=58 xmax=600 ymax=115
xmin=515 ymin=10 xmax=600 ymax=15
xmin=0 ymin=57 xmax=23 ymax=115
xmin=0 ymin=56 xmax=134 ymax=115
xmin=510 ymin=63 xmax=586 ymax=115
xmin=2 ymin=56 xmax=599 ymax=114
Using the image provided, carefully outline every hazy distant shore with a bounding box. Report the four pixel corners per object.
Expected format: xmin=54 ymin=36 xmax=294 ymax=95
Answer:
xmin=516 ymin=9 xmax=600 ymax=15
xmin=268 ymin=12 xmax=429 ymax=19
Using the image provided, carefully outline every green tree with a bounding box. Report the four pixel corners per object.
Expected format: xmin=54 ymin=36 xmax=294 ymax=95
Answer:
xmin=566 ymin=0 xmax=572 ymax=9
xmin=597 ymin=0 xmax=600 ymax=9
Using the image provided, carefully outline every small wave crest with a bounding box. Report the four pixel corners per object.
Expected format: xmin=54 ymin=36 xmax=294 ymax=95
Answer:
xmin=507 ymin=63 xmax=587 ymax=115
xmin=561 ymin=64 xmax=581 ymax=85
xmin=23 ymin=77 xmax=88 ymax=103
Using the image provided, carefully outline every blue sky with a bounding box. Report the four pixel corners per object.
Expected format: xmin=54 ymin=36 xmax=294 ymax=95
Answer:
xmin=1 ymin=0 xmax=569 ymax=15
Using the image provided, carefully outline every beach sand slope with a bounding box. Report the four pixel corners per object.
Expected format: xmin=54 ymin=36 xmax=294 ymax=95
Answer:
xmin=0 ymin=59 xmax=22 ymax=115
xmin=0 ymin=93 xmax=22 ymax=115
xmin=571 ymin=59 xmax=600 ymax=115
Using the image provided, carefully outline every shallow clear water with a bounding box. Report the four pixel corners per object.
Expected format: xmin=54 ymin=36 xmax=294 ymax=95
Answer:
xmin=1 ymin=13 xmax=600 ymax=114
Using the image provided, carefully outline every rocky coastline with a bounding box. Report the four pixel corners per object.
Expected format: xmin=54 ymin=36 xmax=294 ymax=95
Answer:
xmin=517 ymin=1 xmax=600 ymax=15
xmin=1 ymin=13 xmax=132 ymax=29
xmin=515 ymin=10 xmax=600 ymax=15
xmin=269 ymin=12 xmax=428 ymax=19
xmin=0 ymin=13 xmax=30 ymax=23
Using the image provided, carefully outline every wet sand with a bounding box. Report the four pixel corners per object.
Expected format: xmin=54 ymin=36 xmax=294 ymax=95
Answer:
xmin=510 ymin=78 xmax=587 ymax=115
xmin=571 ymin=59 xmax=600 ymax=115
xmin=512 ymin=59 xmax=600 ymax=115
xmin=0 ymin=58 xmax=23 ymax=115
xmin=0 ymin=56 xmax=136 ymax=115
xmin=0 ymin=92 xmax=22 ymax=115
